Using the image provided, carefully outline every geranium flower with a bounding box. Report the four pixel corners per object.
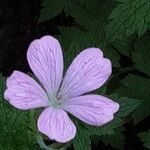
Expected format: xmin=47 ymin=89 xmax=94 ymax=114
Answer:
xmin=4 ymin=35 xmax=119 ymax=143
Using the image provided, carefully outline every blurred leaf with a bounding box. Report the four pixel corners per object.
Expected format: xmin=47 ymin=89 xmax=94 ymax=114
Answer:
xmin=133 ymin=34 xmax=150 ymax=76
xmin=73 ymin=117 xmax=122 ymax=150
xmin=39 ymin=0 xmax=66 ymax=22
xmin=68 ymin=1 xmax=99 ymax=30
xmin=104 ymin=45 xmax=120 ymax=68
xmin=88 ymin=117 xmax=123 ymax=136
xmin=107 ymin=0 xmax=150 ymax=43
xmin=101 ymin=127 xmax=125 ymax=150
xmin=117 ymin=75 xmax=150 ymax=124
xmin=58 ymin=26 xmax=83 ymax=50
xmin=138 ymin=130 xmax=150 ymax=149
xmin=112 ymin=35 xmax=136 ymax=57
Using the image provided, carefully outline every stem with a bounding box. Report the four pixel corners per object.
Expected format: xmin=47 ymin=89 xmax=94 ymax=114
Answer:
xmin=36 ymin=135 xmax=66 ymax=150
xmin=49 ymin=142 xmax=69 ymax=150
xmin=36 ymin=135 xmax=55 ymax=150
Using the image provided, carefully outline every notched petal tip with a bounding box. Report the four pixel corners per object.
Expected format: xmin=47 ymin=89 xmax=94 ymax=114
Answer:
xmin=5 ymin=71 xmax=16 ymax=87
xmin=85 ymin=47 xmax=104 ymax=57
xmin=28 ymin=35 xmax=60 ymax=52
xmin=59 ymin=47 xmax=112 ymax=99
xmin=4 ymin=89 xmax=10 ymax=101
xmin=4 ymin=71 xmax=18 ymax=101
xmin=62 ymin=95 xmax=119 ymax=127
xmin=40 ymin=35 xmax=60 ymax=43
xmin=4 ymin=71 xmax=49 ymax=110
xmin=113 ymin=101 xmax=120 ymax=113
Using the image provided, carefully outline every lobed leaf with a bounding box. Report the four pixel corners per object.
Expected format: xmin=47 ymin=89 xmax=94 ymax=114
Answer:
xmin=107 ymin=0 xmax=150 ymax=43
xmin=133 ymin=34 xmax=150 ymax=76
xmin=117 ymin=75 xmax=150 ymax=124
xmin=39 ymin=0 xmax=66 ymax=22
xmin=73 ymin=124 xmax=91 ymax=150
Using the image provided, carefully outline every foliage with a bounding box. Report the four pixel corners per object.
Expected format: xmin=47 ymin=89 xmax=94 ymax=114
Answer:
xmin=100 ymin=127 xmax=125 ymax=150
xmin=133 ymin=33 xmax=150 ymax=76
xmin=39 ymin=0 xmax=67 ymax=23
xmin=73 ymin=124 xmax=91 ymax=150
xmin=117 ymin=75 xmax=150 ymax=124
xmin=138 ymin=130 xmax=150 ymax=149
xmin=106 ymin=0 xmax=150 ymax=43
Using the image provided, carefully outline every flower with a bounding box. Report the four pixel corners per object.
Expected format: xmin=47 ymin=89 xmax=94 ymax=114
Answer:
xmin=4 ymin=35 xmax=119 ymax=143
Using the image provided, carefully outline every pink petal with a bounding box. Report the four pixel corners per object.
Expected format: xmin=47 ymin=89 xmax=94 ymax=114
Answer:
xmin=27 ymin=35 xmax=63 ymax=97
xmin=58 ymin=48 xmax=112 ymax=99
xmin=37 ymin=107 xmax=76 ymax=143
xmin=62 ymin=95 xmax=119 ymax=126
xmin=4 ymin=71 xmax=49 ymax=110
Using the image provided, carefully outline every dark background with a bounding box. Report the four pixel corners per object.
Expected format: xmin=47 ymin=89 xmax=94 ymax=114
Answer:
xmin=0 ymin=0 xmax=149 ymax=149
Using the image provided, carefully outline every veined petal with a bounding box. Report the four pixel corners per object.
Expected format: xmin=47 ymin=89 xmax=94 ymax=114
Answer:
xmin=27 ymin=35 xmax=63 ymax=97
xmin=37 ymin=107 xmax=76 ymax=143
xmin=58 ymin=48 xmax=111 ymax=99
xmin=62 ymin=95 xmax=119 ymax=126
xmin=4 ymin=71 xmax=49 ymax=110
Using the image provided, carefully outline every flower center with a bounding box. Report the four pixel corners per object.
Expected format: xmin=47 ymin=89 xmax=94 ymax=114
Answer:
xmin=48 ymin=97 xmax=61 ymax=108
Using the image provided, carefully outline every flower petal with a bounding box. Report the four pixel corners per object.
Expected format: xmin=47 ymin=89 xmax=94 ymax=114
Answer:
xmin=4 ymin=71 xmax=49 ymax=110
xmin=27 ymin=35 xmax=63 ymax=97
xmin=58 ymin=48 xmax=111 ymax=99
xmin=37 ymin=107 xmax=76 ymax=143
xmin=62 ymin=95 xmax=119 ymax=126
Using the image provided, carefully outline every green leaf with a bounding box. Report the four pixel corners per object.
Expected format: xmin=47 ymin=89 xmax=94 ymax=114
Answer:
xmin=104 ymin=45 xmax=120 ymax=68
xmin=101 ymin=127 xmax=125 ymax=150
xmin=133 ymin=34 xmax=150 ymax=76
xmin=89 ymin=117 xmax=123 ymax=136
xmin=73 ymin=124 xmax=91 ymax=150
xmin=73 ymin=117 xmax=122 ymax=150
xmin=112 ymin=35 xmax=136 ymax=57
xmin=117 ymin=75 xmax=150 ymax=124
xmin=0 ymin=75 xmax=36 ymax=149
xmin=39 ymin=0 xmax=66 ymax=22
xmin=138 ymin=130 xmax=150 ymax=149
xmin=69 ymin=2 xmax=99 ymax=30
xmin=107 ymin=0 xmax=150 ymax=43
xmin=58 ymin=26 xmax=84 ymax=50
xmin=67 ymin=0 xmax=115 ymax=33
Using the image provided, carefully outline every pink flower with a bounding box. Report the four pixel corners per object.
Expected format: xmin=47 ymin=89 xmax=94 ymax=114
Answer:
xmin=4 ymin=36 xmax=119 ymax=143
